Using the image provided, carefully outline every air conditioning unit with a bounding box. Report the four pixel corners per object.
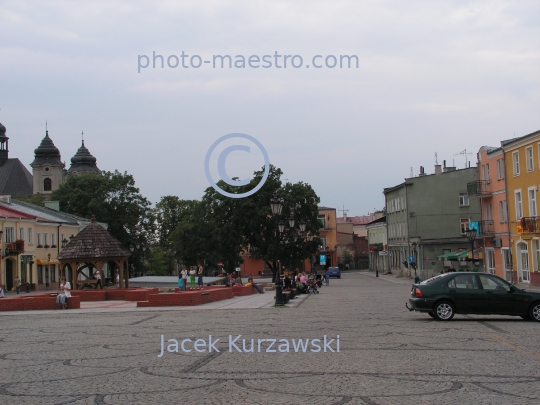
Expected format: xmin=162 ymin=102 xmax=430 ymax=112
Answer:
xmin=492 ymin=238 xmax=502 ymax=248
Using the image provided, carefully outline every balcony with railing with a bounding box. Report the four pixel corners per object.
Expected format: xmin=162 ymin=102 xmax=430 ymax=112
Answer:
xmin=478 ymin=220 xmax=494 ymax=235
xmin=520 ymin=217 xmax=540 ymax=234
xmin=6 ymin=239 xmax=25 ymax=255
xmin=467 ymin=180 xmax=492 ymax=197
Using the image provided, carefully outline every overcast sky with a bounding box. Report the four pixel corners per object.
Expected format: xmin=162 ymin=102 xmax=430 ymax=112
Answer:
xmin=1 ymin=0 xmax=539 ymax=216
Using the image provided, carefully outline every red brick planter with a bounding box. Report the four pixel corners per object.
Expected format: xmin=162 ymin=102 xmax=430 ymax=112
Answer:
xmin=0 ymin=295 xmax=81 ymax=311
xmin=137 ymin=288 xmax=235 ymax=307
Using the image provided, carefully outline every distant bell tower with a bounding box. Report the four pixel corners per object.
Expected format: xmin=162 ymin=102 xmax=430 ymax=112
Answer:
xmin=30 ymin=127 xmax=65 ymax=195
xmin=0 ymin=121 xmax=8 ymax=166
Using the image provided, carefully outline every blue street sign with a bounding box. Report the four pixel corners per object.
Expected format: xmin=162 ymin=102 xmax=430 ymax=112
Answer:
xmin=409 ymin=256 xmax=415 ymax=263
xmin=320 ymin=255 xmax=326 ymax=265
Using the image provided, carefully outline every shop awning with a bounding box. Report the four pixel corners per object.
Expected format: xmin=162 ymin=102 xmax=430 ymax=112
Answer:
xmin=437 ymin=250 xmax=467 ymax=260
xmin=36 ymin=259 xmax=61 ymax=265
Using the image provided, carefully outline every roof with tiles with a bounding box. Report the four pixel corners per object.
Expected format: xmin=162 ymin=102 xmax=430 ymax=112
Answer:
xmin=0 ymin=205 xmax=37 ymax=219
xmin=57 ymin=217 xmax=130 ymax=261
xmin=0 ymin=159 xmax=33 ymax=197
xmin=0 ymin=199 xmax=84 ymax=225
xmin=337 ymin=213 xmax=384 ymax=225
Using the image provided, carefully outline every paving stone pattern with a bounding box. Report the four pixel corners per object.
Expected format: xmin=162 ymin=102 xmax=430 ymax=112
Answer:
xmin=1 ymin=272 xmax=539 ymax=404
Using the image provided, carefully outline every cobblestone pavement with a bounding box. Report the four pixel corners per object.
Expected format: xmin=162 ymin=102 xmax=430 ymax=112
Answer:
xmin=1 ymin=272 xmax=539 ymax=404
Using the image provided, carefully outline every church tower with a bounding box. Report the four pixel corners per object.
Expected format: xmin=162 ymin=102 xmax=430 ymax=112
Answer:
xmin=0 ymin=121 xmax=9 ymax=166
xmin=67 ymin=138 xmax=100 ymax=175
xmin=30 ymin=129 xmax=65 ymax=195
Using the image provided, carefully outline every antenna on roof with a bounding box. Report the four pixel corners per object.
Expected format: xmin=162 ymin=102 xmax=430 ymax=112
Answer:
xmin=338 ymin=204 xmax=349 ymax=218
xmin=46 ymin=120 xmax=48 ymax=131
xmin=454 ymin=149 xmax=473 ymax=169
xmin=435 ymin=152 xmax=438 ymax=165
xmin=82 ymin=130 xmax=84 ymax=141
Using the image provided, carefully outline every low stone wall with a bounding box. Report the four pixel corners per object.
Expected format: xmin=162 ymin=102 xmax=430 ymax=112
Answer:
xmin=137 ymin=288 xmax=236 ymax=307
xmin=0 ymin=295 xmax=81 ymax=311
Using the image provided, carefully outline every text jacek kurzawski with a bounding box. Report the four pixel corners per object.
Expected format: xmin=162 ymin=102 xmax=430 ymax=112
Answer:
xmin=158 ymin=335 xmax=340 ymax=357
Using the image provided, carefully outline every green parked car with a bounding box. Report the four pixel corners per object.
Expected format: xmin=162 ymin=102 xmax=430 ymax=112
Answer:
xmin=406 ymin=272 xmax=540 ymax=322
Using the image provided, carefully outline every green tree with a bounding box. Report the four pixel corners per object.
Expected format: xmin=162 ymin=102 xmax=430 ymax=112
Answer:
xmin=50 ymin=171 xmax=155 ymax=276
xmin=197 ymin=165 xmax=321 ymax=280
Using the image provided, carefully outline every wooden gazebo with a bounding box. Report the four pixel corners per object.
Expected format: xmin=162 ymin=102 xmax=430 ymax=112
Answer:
xmin=57 ymin=217 xmax=131 ymax=290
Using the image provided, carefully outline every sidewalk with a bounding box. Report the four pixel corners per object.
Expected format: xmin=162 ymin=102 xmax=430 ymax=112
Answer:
xmin=356 ymin=270 xmax=412 ymax=285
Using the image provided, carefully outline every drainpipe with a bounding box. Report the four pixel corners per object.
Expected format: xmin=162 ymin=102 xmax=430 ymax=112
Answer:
xmin=502 ymin=145 xmax=513 ymax=283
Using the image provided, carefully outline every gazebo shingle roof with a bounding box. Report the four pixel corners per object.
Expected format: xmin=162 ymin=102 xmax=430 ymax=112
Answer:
xmin=58 ymin=217 xmax=131 ymax=261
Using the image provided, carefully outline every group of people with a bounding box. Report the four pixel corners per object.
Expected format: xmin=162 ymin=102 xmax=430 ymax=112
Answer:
xmin=177 ymin=263 xmax=204 ymax=291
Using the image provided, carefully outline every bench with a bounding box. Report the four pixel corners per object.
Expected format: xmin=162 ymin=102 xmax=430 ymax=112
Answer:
xmin=76 ymin=279 xmax=98 ymax=289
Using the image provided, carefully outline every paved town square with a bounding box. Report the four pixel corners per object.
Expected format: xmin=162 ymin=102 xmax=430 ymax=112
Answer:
xmin=1 ymin=272 xmax=539 ymax=405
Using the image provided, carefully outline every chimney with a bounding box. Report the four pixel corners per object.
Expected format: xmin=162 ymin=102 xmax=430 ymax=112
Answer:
xmin=343 ymin=212 xmax=347 ymax=221
xmin=435 ymin=165 xmax=442 ymax=175
xmin=443 ymin=166 xmax=456 ymax=172
xmin=419 ymin=166 xmax=425 ymax=176
xmin=443 ymin=160 xmax=446 ymax=168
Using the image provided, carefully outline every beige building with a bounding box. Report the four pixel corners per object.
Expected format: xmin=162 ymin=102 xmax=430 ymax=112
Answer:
xmin=0 ymin=197 xmax=86 ymax=292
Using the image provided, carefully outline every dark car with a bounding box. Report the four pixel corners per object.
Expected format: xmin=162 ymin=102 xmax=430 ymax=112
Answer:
xmin=406 ymin=272 xmax=540 ymax=322
xmin=326 ymin=267 xmax=341 ymax=278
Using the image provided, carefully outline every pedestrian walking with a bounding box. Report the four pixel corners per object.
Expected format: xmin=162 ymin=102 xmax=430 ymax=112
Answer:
xmin=197 ymin=263 xmax=204 ymax=290
xmin=180 ymin=265 xmax=188 ymax=292
xmin=14 ymin=276 xmax=21 ymax=294
xmin=95 ymin=271 xmax=102 ymax=289
xmin=115 ymin=273 xmax=120 ymax=289
xmin=189 ymin=267 xmax=197 ymax=290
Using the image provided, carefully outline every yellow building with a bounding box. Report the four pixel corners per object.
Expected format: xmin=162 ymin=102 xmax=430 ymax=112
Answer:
xmin=0 ymin=197 xmax=82 ymax=292
xmin=317 ymin=206 xmax=338 ymax=268
xmin=502 ymin=130 xmax=540 ymax=286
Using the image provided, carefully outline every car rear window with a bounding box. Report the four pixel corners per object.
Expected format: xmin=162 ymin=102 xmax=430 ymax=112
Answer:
xmin=420 ymin=274 xmax=450 ymax=285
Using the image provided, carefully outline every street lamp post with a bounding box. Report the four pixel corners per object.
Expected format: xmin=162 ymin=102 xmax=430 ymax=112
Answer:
xmin=466 ymin=228 xmax=477 ymax=269
xmin=270 ymin=192 xmax=285 ymax=306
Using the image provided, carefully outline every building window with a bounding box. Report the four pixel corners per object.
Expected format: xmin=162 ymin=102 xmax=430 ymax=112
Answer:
xmin=485 ymin=203 xmax=492 ymax=221
xmin=44 ymin=233 xmax=48 ymax=246
xmin=50 ymin=265 xmax=56 ymax=282
xmin=533 ymin=239 xmax=540 ymax=272
xmin=502 ymin=249 xmax=512 ymax=281
xmin=499 ymin=201 xmax=507 ymax=223
xmin=513 ymin=151 xmax=520 ymax=176
xmin=28 ymin=228 xmax=33 ymax=244
xmin=5 ymin=227 xmax=14 ymax=243
xmin=319 ymin=237 xmax=327 ymax=250
xmin=526 ymin=146 xmax=534 ymax=172
xmin=19 ymin=228 xmax=24 ymax=240
xmin=37 ymin=265 xmax=43 ymax=284
xmin=51 ymin=233 xmax=56 ymax=247
xmin=460 ymin=218 xmax=470 ymax=235
xmin=515 ymin=190 xmax=523 ymax=219
xmin=518 ymin=242 xmax=529 ymax=282
xmin=459 ymin=193 xmax=469 ymax=207
xmin=482 ymin=164 xmax=490 ymax=183
xmin=529 ymin=188 xmax=538 ymax=217
xmin=486 ymin=249 xmax=495 ymax=274
xmin=401 ymin=196 xmax=405 ymax=211
xmin=318 ymin=215 xmax=326 ymax=229
xmin=496 ymin=158 xmax=505 ymax=180
xmin=44 ymin=178 xmax=52 ymax=191
xmin=37 ymin=233 xmax=42 ymax=246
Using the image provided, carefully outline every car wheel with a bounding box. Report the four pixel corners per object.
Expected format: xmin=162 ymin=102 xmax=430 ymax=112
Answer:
xmin=434 ymin=301 xmax=454 ymax=321
xmin=428 ymin=312 xmax=436 ymax=319
xmin=529 ymin=302 xmax=540 ymax=323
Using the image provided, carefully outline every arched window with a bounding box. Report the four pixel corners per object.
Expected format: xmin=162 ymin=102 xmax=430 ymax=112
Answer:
xmin=43 ymin=178 xmax=52 ymax=191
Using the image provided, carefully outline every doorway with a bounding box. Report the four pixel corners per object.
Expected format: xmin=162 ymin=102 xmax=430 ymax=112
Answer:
xmin=6 ymin=259 xmax=14 ymax=291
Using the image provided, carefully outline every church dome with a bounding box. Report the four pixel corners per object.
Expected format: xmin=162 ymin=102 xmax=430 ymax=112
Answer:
xmin=31 ymin=131 xmax=63 ymax=166
xmin=0 ymin=122 xmax=6 ymax=137
xmin=68 ymin=140 xmax=100 ymax=174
